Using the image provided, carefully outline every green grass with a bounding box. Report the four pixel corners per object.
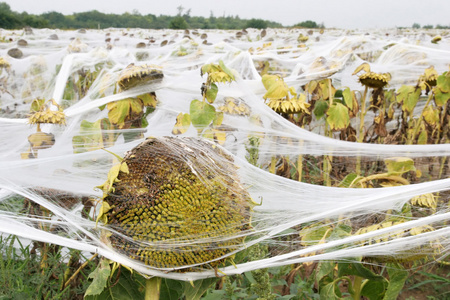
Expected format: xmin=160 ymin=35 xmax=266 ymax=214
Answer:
xmin=0 ymin=234 xmax=96 ymax=300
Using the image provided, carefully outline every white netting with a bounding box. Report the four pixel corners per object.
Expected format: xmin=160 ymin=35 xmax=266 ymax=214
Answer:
xmin=0 ymin=27 xmax=449 ymax=281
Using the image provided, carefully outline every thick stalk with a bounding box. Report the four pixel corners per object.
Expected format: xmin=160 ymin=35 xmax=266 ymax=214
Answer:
xmin=297 ymin=154 xmax=303 ymax=182
xmin=297 ymin=135 xmax=304 ymax=182
xmin=409 ymin=93 xmax=433 ymax=144
xmin=356 ymin=86 xmax=369 ymax=175
xmin=322 ymin=126 xmax=332 ymax=186
xmin=352 ymin=276 xmax=363 ymax=300
xmin=269 ymin=156 xmax=277 ymax=174
xmin=145 ymin=277 xmax=162 ymax=300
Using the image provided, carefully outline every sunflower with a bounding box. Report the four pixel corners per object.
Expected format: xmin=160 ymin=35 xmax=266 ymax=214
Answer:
xmin=353 ymin=63 xmax=391 ymax=89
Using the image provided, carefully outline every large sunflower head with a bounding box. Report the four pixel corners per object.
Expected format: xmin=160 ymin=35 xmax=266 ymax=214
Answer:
xmin=99 ymin=137 xmax=254 ymax=271
xmin=117 ymin=64 xmax=164 ymax=92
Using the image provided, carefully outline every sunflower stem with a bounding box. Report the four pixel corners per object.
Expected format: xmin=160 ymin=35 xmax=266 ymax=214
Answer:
xmin=356 ymin=86 xmax=369 ymax=175
xmin=409 ymin=92 xmax=433 ymax=144
xmin=145 ymin=277 xmax=161 ymax=300
xmin=352 ymin=276 xmax=363 ymax=300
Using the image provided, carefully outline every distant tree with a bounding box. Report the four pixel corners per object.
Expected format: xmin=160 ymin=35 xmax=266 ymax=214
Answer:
xmin=169 ymin=16 xmax=188 ymax=29
xmin=423 ymin=24 xmax=433 ymax=29
xmin=0 ymin=2 xmax=282 ymax=30
xmin=412 ymin=23 xmax=421 ymax=29
xmin=435 ymin=24 xmax=449 ymax=29
xmin=0 ymin=2 xmax=22 ymax=29
xmin=40 ymin=11 xmax=68 ymax=28
xmin=176 ymin=5 xmax=184 ymax=16
xmin=245 ymin=18 xmax=267 ymax=29
xmin=20 ymin=12 xmax=48 ymax=28
xmin=294 ymin=20 xmax=319 ymax=28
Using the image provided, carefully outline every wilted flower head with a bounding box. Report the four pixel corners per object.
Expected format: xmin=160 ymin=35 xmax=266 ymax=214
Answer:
xmin=117 ymin=64 xmax=164 ymax=92
xmin=27 ymin=98 xmax=66 ymax=126
xmin=353 ymin=63 xmax=391 ymax=89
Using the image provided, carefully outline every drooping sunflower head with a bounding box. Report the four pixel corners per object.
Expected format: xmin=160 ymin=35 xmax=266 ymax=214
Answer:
xmin=418 ymin=66 xmax=438 ymax=92
xmin=267 ymin=94 xmax=310 ymax=114
xmin=117 ymin=64 xmax=164 ymax=92
xmin=100 ymin=137 xmax=254 ymax=271
xmin=353 ymin=63 xmax=391 ymax=89
xmin=27 ymin=98 xmax=66 ymax=126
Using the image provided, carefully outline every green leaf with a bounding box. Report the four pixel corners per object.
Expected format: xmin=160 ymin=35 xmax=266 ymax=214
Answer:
xmin=338 ymin=173 xmax=358 ymax=188
xmin=85 ymin=259 xmax=111 ymax=296
xmin=396 ymin=85 xmax=421 ymax=113
xmin=300 ymin=223 xmax=332 ymax=246
xmin=417 ymin=129 xmax=427 ymax=145
xmin=320 ymin=281 xmax=342 ymax=300
xmin=316 ymin=261 xmax=335 ymax=283
xmin=326 ymin=102 xmax=350 ymax=131
xmin=313 ymin=100 xmax=329 ymax=119
xmin=183 ymin=278 xmax=219 ymax=300
xmin=342 ymin=87 xmax=353 ymax=110
xmin=189 ymin=99 xmax=216 ymax=131
xmin=85 ymin=266 xmax=145 ymax=300
xmin=72 ymin=119 xmax=116 ymax=153
xmin=384 ymin=157 xmax=416 ymax=175
xmin=212 ymin=111 xmax=224 ymax=127
xmin=361 ymin=279 xmax=388 ymax=300
xmin=382 ymin=264 xmax=408 ymax=300
xmin=205 ymin=83 xmax=218 ymax=103
xmin=434 ymin=89 xmax=450 ymax=107
xmin=160 ymin=278 xmax=184 ymax=300
xmin=329 ymin=224 xmax=352 ymax=240
xmin=436 ymin=72 xmax=450 ymax=92
xmin=337 ymin=262 xmax=384 ymax=281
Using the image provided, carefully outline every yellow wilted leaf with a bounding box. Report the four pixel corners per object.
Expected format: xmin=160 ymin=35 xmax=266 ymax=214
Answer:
xmin=352 ymin=62 xmax=371 ymax=76
xmin=107 ymin=99 xmax=131 ymax=126
xmin=172 ymin=112 xmax=191 ymax=135
xmin=261 ymin=74 xmax=281 ymax=91
xmin=384 ymin=157 xmax=416 ymax=175
xmin=409 ymin=225 xmax=434 ymax=235
xmin=262 ymin=75 xmax=289 ymax=100
xmin=28 ymin=132 xmax=55 ymax=150
xmin=213 ymin=129 xmax=227 ymax=145
xmin=97 ymin=161 xmax=129 ymax=197
xmin=96 ymin=201 xmax=111 ymax=225
xmin=138 ymin=92 xmax=157 ymax=107
xmin=422 ymin=105 xmax=440 ymax=125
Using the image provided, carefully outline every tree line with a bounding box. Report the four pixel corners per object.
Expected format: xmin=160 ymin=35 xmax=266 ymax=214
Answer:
xmin=0 ymin=3 xmax=325 ymax=30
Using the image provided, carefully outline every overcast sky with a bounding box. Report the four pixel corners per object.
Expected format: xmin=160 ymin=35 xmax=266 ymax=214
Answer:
xmin=3 ymin=0 xmax=450 ymax=29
